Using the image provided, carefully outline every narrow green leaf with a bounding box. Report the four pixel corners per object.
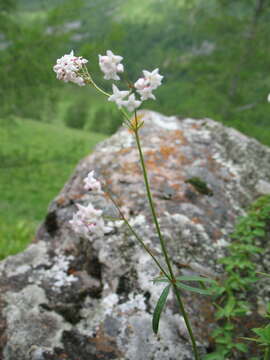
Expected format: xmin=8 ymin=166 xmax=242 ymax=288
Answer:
xmin=176 ymin=275 xmax=216 ymax=284
xmin=224 ymin=322 xmax=234 ymax=331
xmin=137 ymin=121 xmax=145 ymax=130
xmin=224 ymin=296 xmax=236 ymax=317
xmin=257 ymin=272 xmax=270 ymax=278
xmin=234 ymin=343 xmax=248 ymax=353
xmin=252 ymin=229 xmax=266 ymax=237
xmin=152 ymin=284 xmax=171 ymax=334
xmin=241 ymin=337 xmax=261 ymax=343
xmin=176 ymin=282 xmax=212 ymax=295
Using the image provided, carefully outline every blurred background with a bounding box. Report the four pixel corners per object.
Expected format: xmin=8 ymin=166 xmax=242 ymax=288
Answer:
xmin=1 ymin=0 xmax=270 ymax=258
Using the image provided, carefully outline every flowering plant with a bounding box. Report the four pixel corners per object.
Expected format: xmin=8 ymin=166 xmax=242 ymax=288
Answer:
xmin=53 ymin=49 xmax=214 ymax=360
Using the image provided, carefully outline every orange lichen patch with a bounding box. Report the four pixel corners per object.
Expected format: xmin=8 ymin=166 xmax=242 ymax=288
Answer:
xmin=191 ymin=123 xmax=201 ymax=130
xmin=170 ymin=182 xmax=183 ymax=192
xmin=67 ymin=268 xmax=78 ymax=276
xmin=206 ymin=154 xmax=222 ymax=173
xmin=58 ymin=353 xmax=68 ymax=359
xmin=56 ymin=193 xmax=84 ymax=206
xmin=168 ymin=129 xmax=188 ymax=145
xmin=140 ymin=150 xmax=160 ymax=170
xmin=144 ymin=150 xmax=156 ymax=157
xmin=145 ymin=158 xmax=160 ymax=172
xmin=178 ymin=153 xmax=193 ymax=165
xmin=172 ymin=192 xmax=189 ymax=202
xmin=160 ymin=146 xmax=177 ymax=159
xmin=56 ymin=196 xmax=68 ymax=206
xmin=118 ymin=147 xmax=132 ymax=155
xmin=121 ymin=161 xmax=140 ymax=174
xmin=88 ymin=327 xmax=123 ymax=358
xmin=104 ymin=177 xmax=113 ymax=186
xmin=191 ymin=217 xmax=203 ymax=224
xmin=69 ymin=193 xmax=84 ymax=202
xmin=143 ymin=148 xmax=191 ymax=171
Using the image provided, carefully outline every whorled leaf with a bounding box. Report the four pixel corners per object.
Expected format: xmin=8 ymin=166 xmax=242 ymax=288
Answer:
xmin=176 ymin=282 xmax=213 ymax=295
xmin=152 ymin=284 xmax=171 ymax=334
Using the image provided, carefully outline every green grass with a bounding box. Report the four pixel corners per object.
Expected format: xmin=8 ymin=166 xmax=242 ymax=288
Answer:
xmin=0 ymin=117 xmax=106 ymax=259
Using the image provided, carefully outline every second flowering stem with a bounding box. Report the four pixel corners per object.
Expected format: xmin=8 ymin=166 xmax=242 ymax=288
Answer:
xmin=105 ymin=189 xmax=170 ymax=279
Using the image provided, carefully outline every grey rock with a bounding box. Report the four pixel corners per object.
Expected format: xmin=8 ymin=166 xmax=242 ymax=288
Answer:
xmin=256 ymin=179 xmax=270 ymax=195
xmin=0 ymin=110 xmax=270 ymax=359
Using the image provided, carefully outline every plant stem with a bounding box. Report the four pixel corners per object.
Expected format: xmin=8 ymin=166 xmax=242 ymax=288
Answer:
xmin=133 ymin=127 xmax=175 ymax=279
xmin=88 ymin=75 xmax=110 ymax=97
xmin=264 ymin=346 xmax=270 ymax=360
xmin=133 ymin=111 xmax=200 ymax=360
xmin=173 ymin=284 xmax=200 ymax=360
xmin=105 ymin=189 xmax=171 ymax=280
xmin=84 ymin=69 xmax=131 ymax=122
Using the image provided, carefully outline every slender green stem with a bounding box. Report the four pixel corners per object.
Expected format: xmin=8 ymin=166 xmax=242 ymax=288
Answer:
xmin=264 ymin=346 xmax=270 ymax=360
xmin=84 ymin=68 xmax=131 ymax=122
xmin=173 ymin=284 xmax=200 ymax=360
xmin=87 ymin=74 xmax=110 ymax=97
xmin=133 ymin=111 xmax=200 ymax=359
xmin=105 ymin=189 xmax=171 ymax=280
xmin=133 ymin=123 xmax=174 ymax=280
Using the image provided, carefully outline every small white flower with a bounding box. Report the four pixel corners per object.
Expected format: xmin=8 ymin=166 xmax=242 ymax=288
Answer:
xmin=139 ymin=87 xmax=156 ymax=101
xmin=69 ymin=203 xmax=109 ymax=239
xmin=134 ymin=69 xmax=163 ymax=101
xmin=134 ymin=78 xmax=147 ymax=91
xmin=135 ymin=78 xmax=156 ymax=101
xmin=121 ymin=93 xmax=142 ymax=112
xmin=108 ymin=84 xmax=130 ymax=108
xmin=83 ymin=170 xmax=103 ymax=193
xmin=142 ymin=68 xmax=163 ymax=90
xmin=53 ymin=50 xmax=88 ymax=86
xmin=267 ymin=93 xmax=270 ymax=102
xmin=98 ymin=50 xmax=124 ymax=81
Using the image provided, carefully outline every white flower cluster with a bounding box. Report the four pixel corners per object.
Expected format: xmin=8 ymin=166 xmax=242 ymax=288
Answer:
xmin=53 ymin=50 xmax=88 ymax=86
xmin=69 ymin=203 xmax=108 ymax=238
xmin=54 ymin=49 xmax=163 ymax=112
xmin=69 ymin=171 xmax=110 ymax=239
xmin=99 ymin=50 xmax=163 ymax=112
xmin=134 ymin=69 xmax=163 ymax=101
xmin=98 ymin=50 xmax=124 ymax=81
xmin=108 ymin=85 xmax=142 ymax=112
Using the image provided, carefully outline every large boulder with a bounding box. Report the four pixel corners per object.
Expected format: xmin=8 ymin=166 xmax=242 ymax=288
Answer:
xmin=1 ymin=110 xmax=270 ymax=360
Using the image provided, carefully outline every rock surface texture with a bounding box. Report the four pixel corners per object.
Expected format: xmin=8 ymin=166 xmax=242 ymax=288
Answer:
xmin=1 ymin=110 xmax=270 ymax=360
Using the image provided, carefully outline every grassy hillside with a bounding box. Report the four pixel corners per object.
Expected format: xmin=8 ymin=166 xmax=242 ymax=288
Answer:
xmin=0 ymin=118 xmax=106 ymax=259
